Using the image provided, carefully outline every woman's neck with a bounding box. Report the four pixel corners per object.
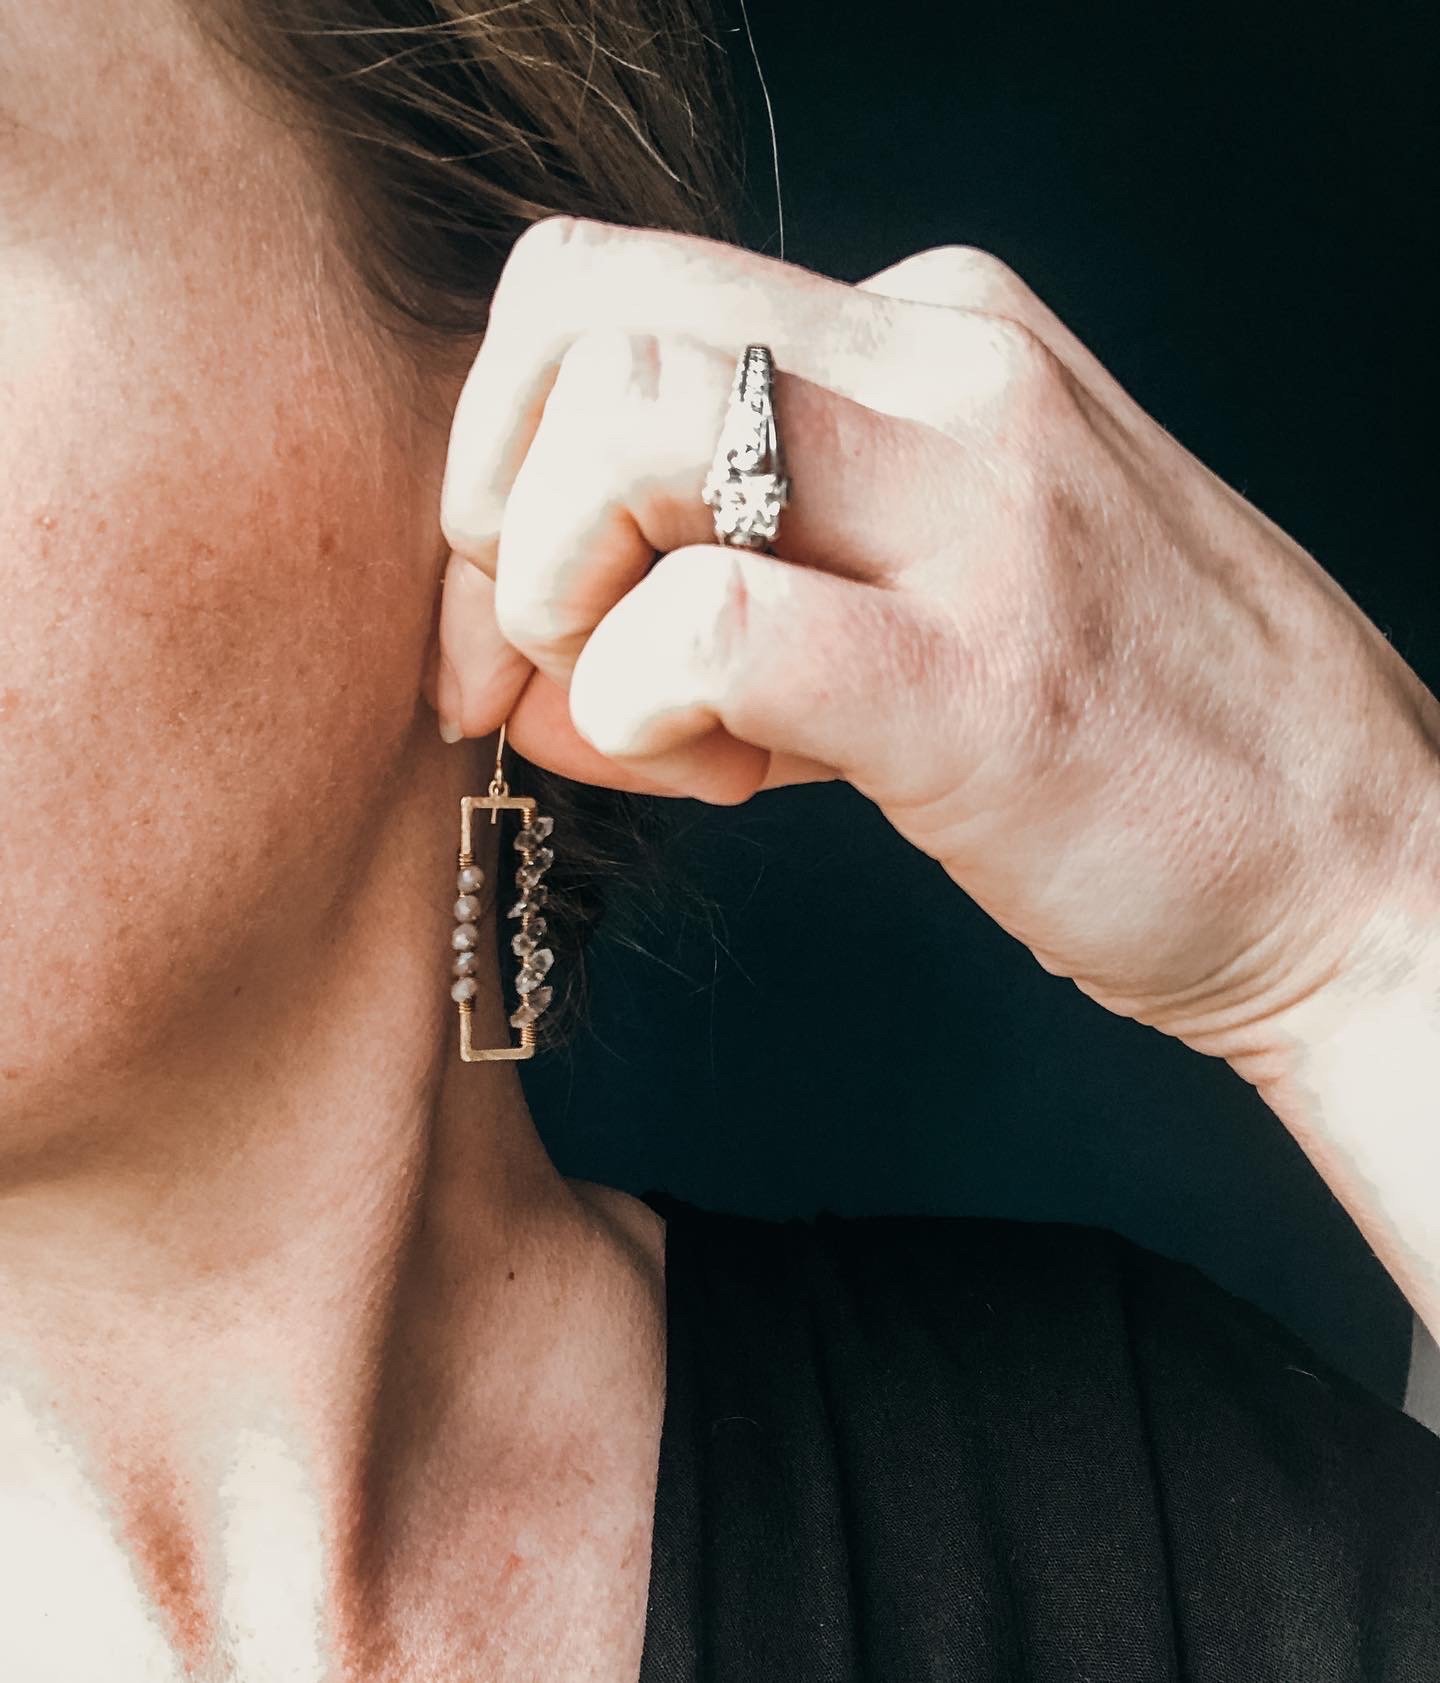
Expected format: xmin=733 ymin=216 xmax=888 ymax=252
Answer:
xmin=0 ymin=723 xmax=658 ymax=1675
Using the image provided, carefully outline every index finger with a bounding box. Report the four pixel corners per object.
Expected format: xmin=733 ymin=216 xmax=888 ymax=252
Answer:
xmin=439 ymin=217 xmax=900 ymax=557
xmin=440 ymin=220 xmax=1116 ymax=567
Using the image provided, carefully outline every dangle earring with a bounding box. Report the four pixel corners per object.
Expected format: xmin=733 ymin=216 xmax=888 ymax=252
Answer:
xmin=450 ymin=720 xmax=556 ymax=1061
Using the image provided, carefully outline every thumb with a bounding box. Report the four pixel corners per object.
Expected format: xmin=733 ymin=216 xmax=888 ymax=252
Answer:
xmin=567 ymin=541 xmax=935 ymax=803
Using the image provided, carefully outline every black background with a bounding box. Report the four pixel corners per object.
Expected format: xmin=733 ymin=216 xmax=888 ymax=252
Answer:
xmin=527 ymin=0 xmax=1436 ymax=1405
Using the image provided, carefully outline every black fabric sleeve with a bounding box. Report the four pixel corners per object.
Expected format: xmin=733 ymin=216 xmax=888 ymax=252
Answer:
xmin=1114 ymin=1230 xmax=1440 ymax=1679
xmin=639 ymin=1196 xmax=1440 ymax=1681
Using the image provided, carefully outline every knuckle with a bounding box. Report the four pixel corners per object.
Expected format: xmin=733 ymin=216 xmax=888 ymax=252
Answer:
xmin=983 ymin=316 xmax=1074 ymax=431
xmin=927 ymin=311 xmax=1071 ymax=431
xmin=491 ymin=215 xmax=580 ymax=315
xmin=951 ymin=244 xmax=1029 ymax=303
xmin=862 ymin=243 xmax=1032 ymax=313
xmin=440 ymin=460 xmax=503 ymax=555
xmin=553 ymin=326 xmax=662 ymax=408
xmin=986 ymin=313 xmax=1057 ymax=388
xmin=492 ymin=571 xmax=565 ymax=657
xmin=439 ymin=488 xmax=483 ymax=557
xmin=489 ymin=570 xmax=534 ymax=648
xmin=510 ymin=213 xmax=578 ymax=269
xmin=506 ymin=214 xmax=615 ymax=280
xmin=923 ymin=243 xmax=1030 ymax=305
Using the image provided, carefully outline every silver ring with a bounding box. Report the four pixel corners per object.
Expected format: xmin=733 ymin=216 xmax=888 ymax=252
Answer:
xmin=701 ymin=344 xmax=790 ymax=551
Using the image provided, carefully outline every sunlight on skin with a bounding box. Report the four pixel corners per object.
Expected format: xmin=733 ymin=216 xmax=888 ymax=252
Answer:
xmin=0 ymin=1384 xmax=184 ymax=1681
xmin=216 ymin=1420 xmax=329 ymax=1682
xmin=0 ymin=2 xmax=653 ymax=1673
xmin=1263 ymin=917 xmax=1440 ymax=1349
xmin=0 ymin=1383 xmax=339 ymax=1679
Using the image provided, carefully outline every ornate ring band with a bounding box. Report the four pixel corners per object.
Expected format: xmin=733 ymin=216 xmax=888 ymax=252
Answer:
xmin=700 ymin=344 xmax=790 ymax=552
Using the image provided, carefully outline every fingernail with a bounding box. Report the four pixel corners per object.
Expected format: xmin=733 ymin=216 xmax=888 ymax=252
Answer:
xmin=438 ymin=716 xmax=464 ymax=744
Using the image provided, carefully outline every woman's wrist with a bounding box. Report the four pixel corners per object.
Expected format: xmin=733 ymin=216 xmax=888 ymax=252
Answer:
xmin=1240 ymin=834 xmax=1440 ymax=1344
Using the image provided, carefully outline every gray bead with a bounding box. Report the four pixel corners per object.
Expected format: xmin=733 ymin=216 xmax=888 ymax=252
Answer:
xmin=450 ymin=976 xmax=479 ymax=1003
xmin=451 ymin=922 xmax=479 ymax=951
xmin=515 ymin=951 xmax=554 ymax=993
xmin=457 ymin=865 xmax=485 ymax=894
xmin=509 ymin=984 xmax=553 ymax=1028
xmin=452 ymin=951 xmax=479 ymax=977
xmin=452 ymin=894 xmax=481 ymax=922
xmin=506 ymin=885 xmax=548 ymax=917
xmin=511 ymin=920 xmax=546 ymax=955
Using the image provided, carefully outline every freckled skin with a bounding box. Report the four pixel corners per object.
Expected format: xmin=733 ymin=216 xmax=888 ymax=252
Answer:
xmin=0 ymin=0 xmax=448 ymax=1140
xmin=121 ymin=1473 xmax=211 ymax=1662
xmin=0 ymin=13 xmax=669 ymax=1679
xmin=0 ymin=0 xmax=465 ymax=1667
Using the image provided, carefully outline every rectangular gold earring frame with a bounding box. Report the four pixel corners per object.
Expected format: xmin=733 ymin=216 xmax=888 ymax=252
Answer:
xmin=457 ymin=794 xmax=537 ymax=1063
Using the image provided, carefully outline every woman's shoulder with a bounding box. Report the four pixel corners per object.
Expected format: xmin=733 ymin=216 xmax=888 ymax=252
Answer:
xmin=640 ymin=1190 xmax=1440 ymax=1676
xmin=644 ymin=1188 xmax=1256 ymax=1355
xmin=642 ymin=1188 xmax=1426 ymax=1426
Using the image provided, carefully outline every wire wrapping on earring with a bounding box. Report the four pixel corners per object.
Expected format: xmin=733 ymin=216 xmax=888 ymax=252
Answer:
xmin=451 ymin=721 xmax=555 ymax=1061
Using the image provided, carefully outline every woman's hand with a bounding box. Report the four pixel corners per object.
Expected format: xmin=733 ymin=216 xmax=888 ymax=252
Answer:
xmin=434 ymin=216 xmax=1440 ymax=1079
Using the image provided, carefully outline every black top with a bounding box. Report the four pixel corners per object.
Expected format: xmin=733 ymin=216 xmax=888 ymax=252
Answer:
xmin=634 ymin=1191 xmax=1440 ymax=1681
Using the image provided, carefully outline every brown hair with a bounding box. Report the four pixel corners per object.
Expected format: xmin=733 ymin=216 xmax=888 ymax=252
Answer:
xmin=187 ymin=0 xmax=744 ymax=1049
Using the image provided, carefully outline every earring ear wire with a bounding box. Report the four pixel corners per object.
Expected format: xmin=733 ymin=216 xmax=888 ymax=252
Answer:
xmin=449 ymin=720 xmax=556 ymax=1061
